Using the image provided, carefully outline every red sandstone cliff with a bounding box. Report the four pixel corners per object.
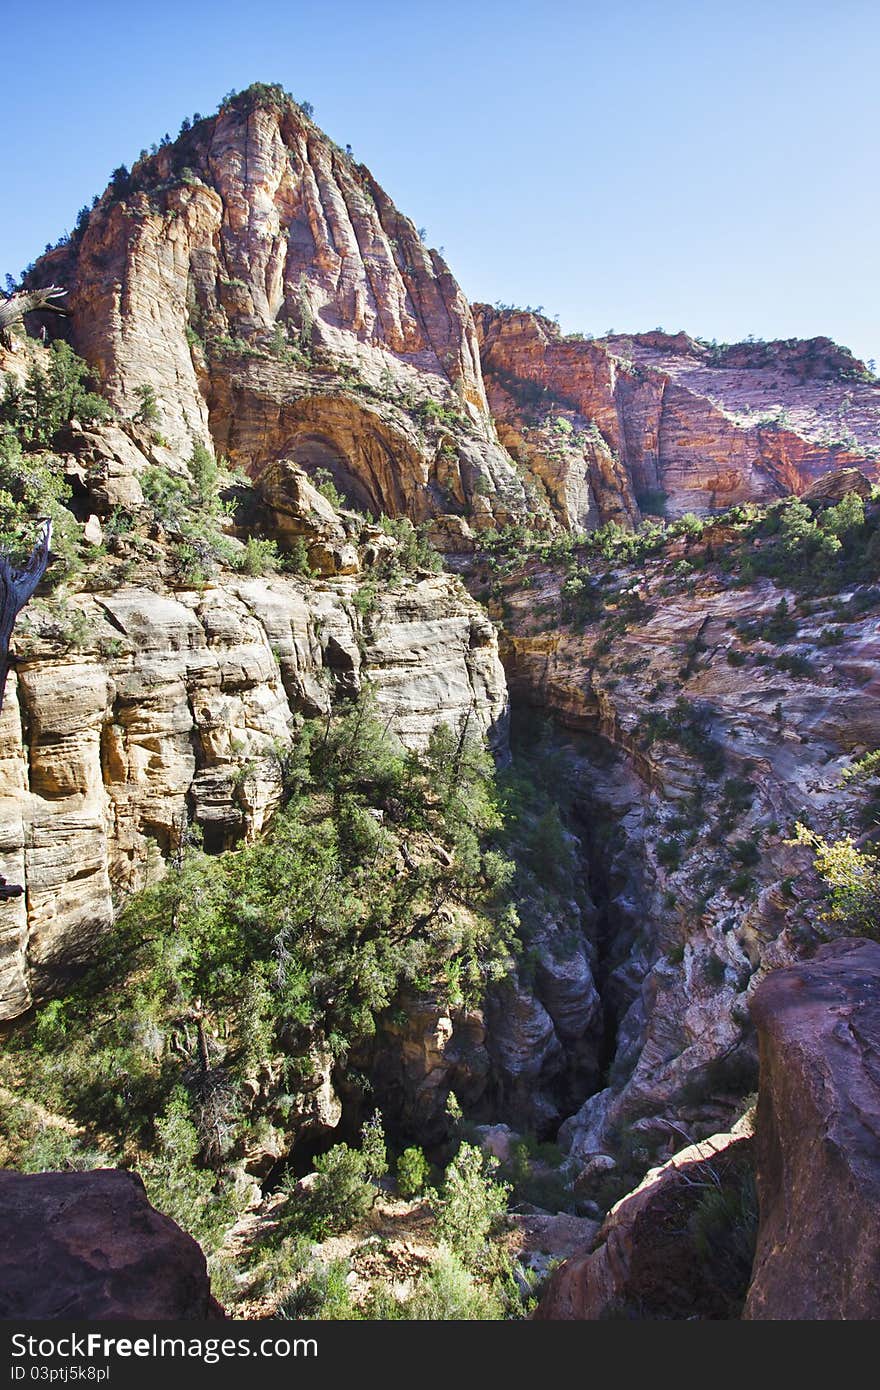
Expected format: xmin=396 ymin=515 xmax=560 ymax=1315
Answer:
xmin=23 ymin=91 xmax=880 ymax=537
xmin=26 ymin=89 xmax=526 ymax=528
xmin=475 ymin=306 xmax=880 ymax=526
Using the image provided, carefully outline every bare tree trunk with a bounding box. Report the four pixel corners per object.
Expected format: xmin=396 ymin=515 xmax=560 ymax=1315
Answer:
xmin=0 ymin=287 xmax=67 ymax=346
xmin=0 ymin=519 xmax=52 ymax=712
xmin=195 ymin=1017 xmax=211 ymax=1074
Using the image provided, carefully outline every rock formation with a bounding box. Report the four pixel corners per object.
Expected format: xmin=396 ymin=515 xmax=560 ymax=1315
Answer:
xmin=5 ymin=81 xmax=880 ymax=1321
xmin=0 ymin=1168 xmax=220 ymax=1318
xmin=0 ymin=558 xmax=508 ymax=1020
xmin=366 ymin=903 xmax=604 ymax=1144
xmin=537 ymin=936 xmax=880 ymax=1320
xmin=537 ymin=1120 xmax=754 ymax=1319
xmin=476 ymin=307 xmax=880 ymax=525
xmin=485 ymin=525 xmax=880 ymax=1167
xmin=29 ymin=90 xmax=528 ymax=531
xmin=744 ymin=938 xmax=880 ymax=1320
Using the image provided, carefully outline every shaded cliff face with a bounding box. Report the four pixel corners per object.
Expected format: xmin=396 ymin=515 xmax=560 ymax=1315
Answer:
xmin=467 ymin=512 xmax=880 ymax=1178
xmin=30 ymin=93 xmax=528 ymax=529
xmin=475 ymin=306 xmax=880 ymax=526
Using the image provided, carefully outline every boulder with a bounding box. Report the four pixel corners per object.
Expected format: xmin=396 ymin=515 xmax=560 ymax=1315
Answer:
xmin=510 ymin=1211 xmax=601 ymax=1282
xmin=744 ymin=938 xmax=880 ymax=1320
xmin=258 ymin=460 xmax=346 ymax=546
xmin=800 ymin=467 xmax=873 ymax=503
xmin=0 ymin=1169 xmax=221 ymax=1319
xmin=536 ymin=1122 xmax=754 ymax=1319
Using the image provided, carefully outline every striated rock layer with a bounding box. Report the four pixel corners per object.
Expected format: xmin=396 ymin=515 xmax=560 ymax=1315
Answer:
xmin=28 ymin=94 xmax=527 ymax=529
xmin=0 ymin=568 xmax=508 ymax=1020
xmin=744 ymin=938 xmax=880 ymax=1320
xmin=475 ymin=307 xmax=880 ymax=526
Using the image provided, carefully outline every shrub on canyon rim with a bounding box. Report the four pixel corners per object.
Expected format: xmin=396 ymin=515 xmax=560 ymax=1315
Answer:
xmin=397 ymin=1145 xmax=431 ymax=1199
xmin=0 ymin=340 xmax=111 ymax=574
xmin=0 ymin=339 xmax=110 ymax=446
xmin=791 ymin=823 xmax=880 ymax=939
xmin=434 ymin=1142 xmax=511 ymax=1272
xmin=283 ymin=1114 xmax=389 ymax=1239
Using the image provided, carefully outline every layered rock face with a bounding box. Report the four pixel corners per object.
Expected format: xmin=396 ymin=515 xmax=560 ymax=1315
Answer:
xmin=485 ymin=527 xmax=880 ymax=1172
xmin=0 ymin=562 xmax=508 ymax=1020
xmin=744 ymin=939 xmax=880 ymax=1320
xmin=475 ymin=307 xmax=880 ymax=525
xmin=0 ymin=1169 xmax=220 ymax=1318
xmin=31 ymin=94 xmax=527 ymax=529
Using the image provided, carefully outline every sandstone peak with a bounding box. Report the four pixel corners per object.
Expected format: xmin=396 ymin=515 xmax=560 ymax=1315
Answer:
xmin=25 ymin=84 xmax=528 ymax=527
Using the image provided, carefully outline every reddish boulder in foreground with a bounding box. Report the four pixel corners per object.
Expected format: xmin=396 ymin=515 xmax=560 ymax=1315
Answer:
xmin=744 ymin=937 xmax=880 ymax=1320
xmin=536 ymin=1123 xmax=754 ymax=1320
xmin=0 ymin=1168 xmax=220 ymax=1319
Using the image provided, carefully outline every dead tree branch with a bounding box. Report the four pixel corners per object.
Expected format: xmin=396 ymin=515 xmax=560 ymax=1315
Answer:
xmin=0 ymin=519 xmax=52 ymax=712
xmin=0 ymin=286 xmax=68 ymax=347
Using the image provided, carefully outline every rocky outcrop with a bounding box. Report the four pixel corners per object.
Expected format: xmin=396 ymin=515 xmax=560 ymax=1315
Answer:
xmin=364 ymin=900 xmax=604 ymax=1143
xmin=0 ymin=566 xmax=508 ymax=1020
xmin=28 ymin=91 xmax=528 ymax=529
xmin=509 ymin=1210 xmax=601 ymax=1283
xmin=0 ymin=1168 xmax=220 ymax=1319
xmin=365 ymin=997 xmax=490 ymax=1147
xmin=744 ymin=939 xmax=880 ymax=1320
xmin=485 ymin=924 xmax=603 ymax=1133
xmin=484 ymin=520 xmax=880 ymax=1172
xmin=800 ymin=466 xmax=874 ymax=503
xmin=537 ymin=1122 xmax=754 ymax=1319
xmin=475 ymin=307 xmax=880 ymax=523
xmin=22 ymin=92 xmax=880 ymax=539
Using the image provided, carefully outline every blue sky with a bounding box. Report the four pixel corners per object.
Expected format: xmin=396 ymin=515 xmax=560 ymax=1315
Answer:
xmin=3 ymin=0 xmax=878 ymax=363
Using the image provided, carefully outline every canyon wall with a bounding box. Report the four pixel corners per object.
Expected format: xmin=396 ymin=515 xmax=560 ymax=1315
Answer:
xmin=0 ymin=542 xmax=508 ymax=1021
xmin=476 ymin=307 xmax=880 ymax=527
xmin=538 ymin=938 xmax=880 ymax=1320
xmin=483 ymin=520 xmax=880 ymax=1174
xmin=7 ymin=88 xmax=880 ymax=1299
